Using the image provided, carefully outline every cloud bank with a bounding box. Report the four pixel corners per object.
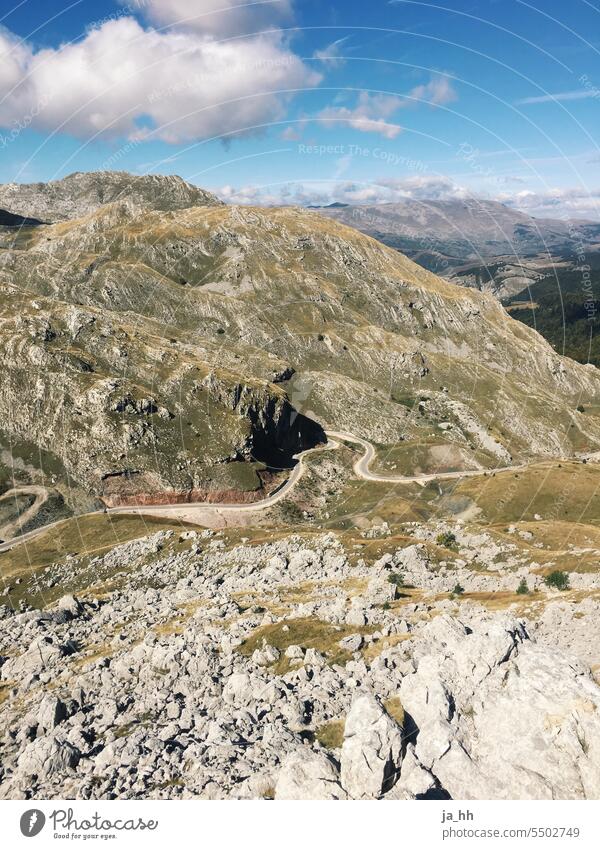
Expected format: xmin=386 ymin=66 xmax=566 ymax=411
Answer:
xmin=216 ymin=175 xmax=600 ymax=219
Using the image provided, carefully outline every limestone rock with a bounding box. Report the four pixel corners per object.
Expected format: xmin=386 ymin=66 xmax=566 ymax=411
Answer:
xmin=340 ymin=693 xmax=404 ymax=799
xmin=275 ymin=751 xmax=347 ymax=800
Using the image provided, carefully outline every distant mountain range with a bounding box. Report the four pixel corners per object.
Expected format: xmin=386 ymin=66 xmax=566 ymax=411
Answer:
xmin=316 ymin=197 xmax=600 ymax=277
xmin=316 ymin=197 xmax=600 ymax=367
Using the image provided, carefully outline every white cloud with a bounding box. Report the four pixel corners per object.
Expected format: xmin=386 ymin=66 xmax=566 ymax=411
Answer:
xmin=314 ymin=37 xmax=349 ymax=69
xmin=498 ymin=187 xmax=600 ymax=220
xmin=122 ymin=0 xmax=294 ymax=39
xmin=516 ymin=90 xmax=598 ymax=105
xmin=315 ymin=75 xmax=457 ymax=140
xmin=0 ymin=16 xmax=319 ymax=144
xmin=376 ymin=175 xmax=469 ymax=200
xmin=215 ymin=175 xmax=471 ymax=206
xmin=409 ymin=75 xmax=457 ymax=106
xmin=280 ymin=118 xmax=307 ymax=140
xmin=214 ymin=176 xmax=600 ymax=221
xmin=318 ymin=92 xmax=404 ymax=139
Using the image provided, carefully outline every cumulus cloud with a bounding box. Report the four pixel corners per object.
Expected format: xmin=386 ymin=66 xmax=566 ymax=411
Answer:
xmin=498 ymin=187 xmax=600 ymax=220
xmin=121 ymin=0 xmax=294 ymax=39
xmin=215 ymin=174 xmax=472 ymax=206
xmin=409 ymin=75 xmax=457 ymax=106
xmin=316 ymin=75 xmax=457 ymax=139
xmin=376 ymin=175 xmax=469 ymax=200
xmin=0 ymin=14 xmax=319 ymax=144
xmin=215 ymin=176 xmax=600 ymax=221
xmin=318 ymin=92 xmax=404 ymax=139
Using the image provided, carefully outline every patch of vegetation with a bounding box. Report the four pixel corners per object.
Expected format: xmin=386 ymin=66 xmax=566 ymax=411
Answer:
xmin=387 ymin=571 xmax=405 ymax=587
xmin=516 ymin=578 xmax=529 ymax=595
xmin=504 ymin=269 xmax=600 ymax=367
xmin=451 ymin=583 xmax=465 ymax=596
xmin=457 ymin=463 xmax=600 ymax=525
xmin=436 ymin=531 xmax=457 ymax=549
xmin=315 ymin=718 xmax=345 ymax=750
xmin=237 ymin=617 xmax=374 ymax=671
xmin=383 ymin=696 xmax=405 ymax=727
xmin=278 ymin=501 xmax=305 ymax=524
xmin=544 ymin=570 xmax=570 ymax=591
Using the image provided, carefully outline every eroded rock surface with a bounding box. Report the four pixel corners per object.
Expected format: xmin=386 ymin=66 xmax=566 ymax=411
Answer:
xmin=2 ymin=526 xmax=600 ymax=801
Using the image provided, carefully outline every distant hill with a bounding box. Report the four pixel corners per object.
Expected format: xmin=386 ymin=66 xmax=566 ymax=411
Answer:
xmin=317 ymin=197 xmax=600 ymax=278
xmin=505 ymin=269 xmax=600 ymax=367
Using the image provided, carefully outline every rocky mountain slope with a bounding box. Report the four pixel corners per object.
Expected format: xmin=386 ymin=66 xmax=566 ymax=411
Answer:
xmin=2 ymin=172 xmax=600 ymax=526
xmin=3 ymin=172 xmax=600 ymax=802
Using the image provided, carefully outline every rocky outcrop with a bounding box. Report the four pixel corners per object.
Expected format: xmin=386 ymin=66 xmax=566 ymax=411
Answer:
xmin=0 ymin=171 xmax=223 ymax=223
xmin=400 ymin=615 xmax=600 ymax=799
xmin=340 ymin=694 xmax=403 ymax=799
xmin=275 ymin=751 xmax=347 ymax=800
xmin=0 ymin=288 xmax=322 ymax=507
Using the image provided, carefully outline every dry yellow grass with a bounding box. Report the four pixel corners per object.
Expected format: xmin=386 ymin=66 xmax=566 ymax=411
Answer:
xmin=315 ymin=719 xmax=345 ymax=750
xmin=238 ymin=617 xmax=374 ymax=672
xmin=384 ymin=696 xmax=405 ymax=727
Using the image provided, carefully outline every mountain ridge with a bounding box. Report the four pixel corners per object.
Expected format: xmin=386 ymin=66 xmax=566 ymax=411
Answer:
xmin=1 ymin=172 xmax=600 ymax=533
xmin=0 ymin=171 xmax=224 ymax=224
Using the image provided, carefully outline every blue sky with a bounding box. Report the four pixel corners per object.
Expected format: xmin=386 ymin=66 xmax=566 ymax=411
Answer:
xmin=0 ymin=0 xmax=599 ymax=217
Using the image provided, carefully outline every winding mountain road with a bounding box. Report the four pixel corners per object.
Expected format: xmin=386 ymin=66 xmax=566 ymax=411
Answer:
xmin=0 ymin=432 xmax=585 ymax=554
xmin=327 ymin=431 xmax=526 ymax=484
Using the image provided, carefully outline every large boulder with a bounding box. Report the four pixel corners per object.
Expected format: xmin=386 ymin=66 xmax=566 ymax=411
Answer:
xmin=340 ymin=693 xmax=404 ymax=799
xmin=1 ymin=636 xmax=65 ymax=680
xmin=275 ymin=751 xmax=347 ymax=800
xmin=19 ymin=737 xmax=80 ymax=779
xmin=37 ymin=696 xmax=67 ymax=734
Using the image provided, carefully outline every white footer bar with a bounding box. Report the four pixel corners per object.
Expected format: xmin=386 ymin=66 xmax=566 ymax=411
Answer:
xmin=1 ymin=800 xmax=597 ymax=848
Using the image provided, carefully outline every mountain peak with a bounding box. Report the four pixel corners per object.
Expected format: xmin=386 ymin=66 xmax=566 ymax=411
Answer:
xmin=0 ymin=170 xmax=223 ymax=223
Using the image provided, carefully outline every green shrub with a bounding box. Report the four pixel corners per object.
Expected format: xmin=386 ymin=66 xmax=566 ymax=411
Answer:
xmin=436 ymin=531 xmax=457 ymax=549
xmin=577 ymin=404 xmax=585 ymax=413
xmin=516 ymin=578 xmax=529 ymax=595
xmin=452 ymin=583 xmax=464 ymax=596
xmin=544 ymin=570 xmax=570 ymax=591
xmin=387 ymin=571 xmax=405 ymax=587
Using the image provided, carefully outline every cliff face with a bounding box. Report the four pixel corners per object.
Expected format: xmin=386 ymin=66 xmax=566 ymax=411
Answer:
xmin=0 ymin=287 xmax=323 ymax=506
xmin=1 ymin=172 xmax=600 ymax=510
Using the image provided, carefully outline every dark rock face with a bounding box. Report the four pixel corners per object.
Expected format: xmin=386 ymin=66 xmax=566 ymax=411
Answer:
xmin=0 ymin=209 xmax=43 ymax=227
